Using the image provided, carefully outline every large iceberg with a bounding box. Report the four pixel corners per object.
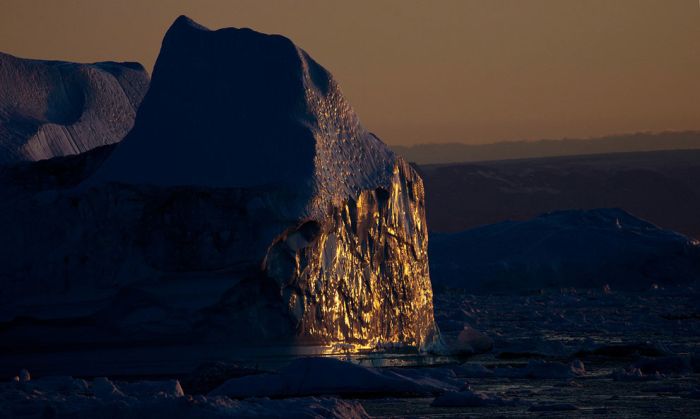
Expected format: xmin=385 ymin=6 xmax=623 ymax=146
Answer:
xmin=0 ymin=16 xmax=437 ymax=375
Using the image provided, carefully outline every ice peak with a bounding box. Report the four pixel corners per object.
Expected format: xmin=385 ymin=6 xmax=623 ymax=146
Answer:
xmin=94 ymin=17 xmax=395 ymax=214
xmin=170 ymin=15 xmax=210 ymax=32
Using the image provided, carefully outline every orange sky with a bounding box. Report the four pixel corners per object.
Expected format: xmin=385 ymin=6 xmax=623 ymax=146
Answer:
xmin=1 ymin=0 xmax=699 ymax=145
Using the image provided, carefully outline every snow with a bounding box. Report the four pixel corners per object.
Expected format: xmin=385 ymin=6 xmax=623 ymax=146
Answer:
xmin=429 ymin=208 xmax=700 ymax=293
xmin=0 ymin=51 xmax=148 ymax=165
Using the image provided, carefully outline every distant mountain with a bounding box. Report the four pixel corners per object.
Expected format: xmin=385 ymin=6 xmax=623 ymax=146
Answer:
xmin=0 ymin=52 xmax=149 ymax=165
xmin=429 ymin=208 xmax=700 ymax=293
xmin=392 ymin=131 xmax=700 ymax=164
xmin=419 ymin=149 xmax=700 ymax=239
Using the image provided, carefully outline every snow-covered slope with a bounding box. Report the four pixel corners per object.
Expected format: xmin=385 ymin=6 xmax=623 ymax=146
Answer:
xmin=0 ymin=16 xmax=436 ymax=371
xmin=429 ymin=208 xmax=700 ymax=293
xmin=0 ymin=52 xmax=149 ymax=164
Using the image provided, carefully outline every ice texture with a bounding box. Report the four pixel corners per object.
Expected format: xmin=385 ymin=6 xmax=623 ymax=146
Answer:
xmin=0 ymin=52 xmax=148 ymax=164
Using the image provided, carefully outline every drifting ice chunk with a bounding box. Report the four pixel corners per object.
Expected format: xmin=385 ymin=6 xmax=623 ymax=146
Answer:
xmin=209 ymin=357 xmax=457 ymax=398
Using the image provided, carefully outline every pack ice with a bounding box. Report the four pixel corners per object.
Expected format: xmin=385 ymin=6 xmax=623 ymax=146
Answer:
xmin=0 ymin=52 xmax=148 ymax=164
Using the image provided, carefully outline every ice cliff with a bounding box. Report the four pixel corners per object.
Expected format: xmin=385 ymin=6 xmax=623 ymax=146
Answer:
xmin=0 ymin=52 xmax=149 ymax=164
xmin=0 ymin=16 xmax=437 ymax=372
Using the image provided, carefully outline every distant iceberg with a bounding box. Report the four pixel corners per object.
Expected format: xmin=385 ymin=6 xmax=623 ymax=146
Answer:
xmin=429 ymin=208 xmax=700 ymax=293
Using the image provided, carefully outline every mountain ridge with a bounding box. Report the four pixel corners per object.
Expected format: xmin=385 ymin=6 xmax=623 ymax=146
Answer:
xmin=392 ymin=131 xmax=700 ymax=164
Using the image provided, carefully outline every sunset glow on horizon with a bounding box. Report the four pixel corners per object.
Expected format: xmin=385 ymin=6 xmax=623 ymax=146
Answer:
xmin=1 ymin=0 xmax=698 ymax=146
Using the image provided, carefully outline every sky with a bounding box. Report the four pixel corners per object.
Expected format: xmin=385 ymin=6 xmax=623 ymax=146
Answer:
xmin=1 ymin=0 xmax=699 ymax=146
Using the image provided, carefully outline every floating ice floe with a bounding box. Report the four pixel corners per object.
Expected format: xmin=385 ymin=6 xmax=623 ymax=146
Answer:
xmin=210 ymin=357 xmax=462 ymax=398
